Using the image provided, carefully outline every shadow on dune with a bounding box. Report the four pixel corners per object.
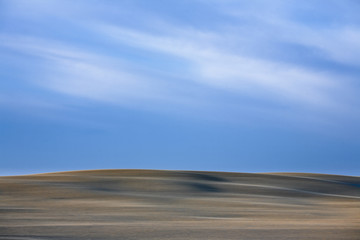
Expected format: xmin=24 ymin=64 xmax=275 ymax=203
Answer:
xmin=182 ymin=182 xmax=221 ymax=193
xmin=183 ymin=172 xmax=228 ymax=182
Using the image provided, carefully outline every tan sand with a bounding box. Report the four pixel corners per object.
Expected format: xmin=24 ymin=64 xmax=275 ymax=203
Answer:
xmin=0 ymin=169 xmax=359 ymax=239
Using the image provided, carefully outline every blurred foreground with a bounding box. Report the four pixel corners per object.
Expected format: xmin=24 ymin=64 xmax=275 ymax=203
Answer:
xmin=1 ymin=170 xmax=359 ymax=239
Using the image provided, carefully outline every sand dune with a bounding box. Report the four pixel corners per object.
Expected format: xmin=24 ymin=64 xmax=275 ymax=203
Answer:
xmin=1 ymin=169 xmax=359 ymax=239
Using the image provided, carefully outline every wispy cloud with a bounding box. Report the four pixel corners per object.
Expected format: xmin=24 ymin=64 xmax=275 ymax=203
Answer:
xmin=208 ymin=0 xmax=360 ymax=66
xmin=1 ymin=0 xmax=359 ymax=125
xmin=0 ymin=35 xmax=213 ymax=112
xmin=97 ymin=24 xmax=340 ymax=108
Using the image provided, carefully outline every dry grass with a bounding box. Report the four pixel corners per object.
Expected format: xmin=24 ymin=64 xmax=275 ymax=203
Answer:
xmin=1 ymin=169 xmax=359 ymax=239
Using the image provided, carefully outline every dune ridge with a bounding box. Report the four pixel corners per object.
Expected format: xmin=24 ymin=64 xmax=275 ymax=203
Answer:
xmin=1 ymin=169 xmax=359 ymax=239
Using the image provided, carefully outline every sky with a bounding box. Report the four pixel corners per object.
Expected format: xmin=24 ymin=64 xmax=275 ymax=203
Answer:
xmin=1 ymin=0 xmax=360 ymax=176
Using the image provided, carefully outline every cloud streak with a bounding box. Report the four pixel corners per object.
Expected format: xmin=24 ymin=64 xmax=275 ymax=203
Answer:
xmin=1 ymin=0 xmax=359 ymax=124
xmin=0 ymin=34 xmax=216 ymax=113
xmin=97 ymin=24 xmax=340 ymax=108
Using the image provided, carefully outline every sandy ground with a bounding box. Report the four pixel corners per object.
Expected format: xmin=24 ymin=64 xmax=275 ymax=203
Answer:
xmin=0 ymin=169 xmax=359 ymax=240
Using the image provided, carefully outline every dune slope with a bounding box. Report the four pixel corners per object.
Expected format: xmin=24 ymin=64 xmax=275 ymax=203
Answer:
xmin=1 ymin=169 xmax=359 ymax=239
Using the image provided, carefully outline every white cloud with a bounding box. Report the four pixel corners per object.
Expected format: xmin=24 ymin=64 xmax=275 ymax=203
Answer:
xmin=1 ymin=0 xmax=359 ymax=124
xmin=0 ymin=36 xmax=152 ymax=101
xmin=0 ymin=34 xmax=213 ymax=113
xmin=97 ymin=24 xmax=340 ymax=108
xmin=211 ymin=0 xmax=360 ymax=66
xmin=285 ymin=25 xmax=360 ymax=65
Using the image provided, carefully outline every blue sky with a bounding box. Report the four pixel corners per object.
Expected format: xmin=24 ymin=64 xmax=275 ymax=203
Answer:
xmin=1 ymin=0 xmax=360 ymax=175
